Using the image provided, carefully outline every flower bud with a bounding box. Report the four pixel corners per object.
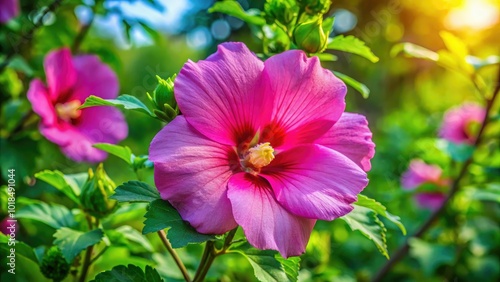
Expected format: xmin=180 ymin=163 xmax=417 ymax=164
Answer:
xmin=297 ymin=0 xmax=331 ymax=15
xmin=40 ymin=246 xmax=70 ymax=282
xmin=264 ymin=0 xmax=298 ymax=27
xmin=147 ymin=74 xmax=178 ymax=122
xmin=293 ymin=17 xmax=328 ymax=53
xmin=80 ymin=164 xmax=117 ymax=218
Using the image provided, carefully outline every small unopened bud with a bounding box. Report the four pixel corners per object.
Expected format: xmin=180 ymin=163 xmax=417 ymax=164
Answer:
xmin=147 ymin=74 xmax=178 ymax=122
xmin=40 ymin=246 xmax=70 ymax=282
xmin=80 ymin=164 xmax=117 ymax=218
xmin=264 ymin=0 xmax=298 ymax=27
xmin=293 ymin=17 xmax=328 ymax=53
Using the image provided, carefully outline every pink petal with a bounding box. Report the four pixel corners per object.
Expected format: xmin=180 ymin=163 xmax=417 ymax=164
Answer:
xmin=75 ymin=107 xmax=128 ymax=144
xmin=415 ymin=192 xmax=446 ymax=210
xmin=261 ymin=144 xmax=368 ymax=221
xmin=439 ymin=103 xmax=486 ymax=145
xmin=71 ymin=54 xmax=120 ymax=102
xmin=40 ymin=123 xmax=108 ymax=162
xmin=227 ymin=173 xmax=315 ymax=258
xmin=27 ymin=79 xmax=57 ymax=126
xmin=44 ymin=48 xmax=77 ymax=102
xmin=0 ymin=0 xmax=19 ymax=23
xmin=401 ymin=159 xmax=443 ymax=190
xmin=314 ymin=112 xmax=375 ymax=171
xmin=175 ymin=42 xmax=270 ymax=146
xmin=260 ymin=50 xmax=346 ymax=149
xmin=149 ymin=116 xmax=237 ymax=234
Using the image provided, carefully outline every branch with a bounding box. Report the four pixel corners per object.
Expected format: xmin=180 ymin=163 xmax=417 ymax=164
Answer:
xmin=71 ymin=2 xmax=98 ymax=53
xmin=372 ymin=66 xmax=500 ymax=282
xmin=157 ymin=230 xmax=191 ymax=282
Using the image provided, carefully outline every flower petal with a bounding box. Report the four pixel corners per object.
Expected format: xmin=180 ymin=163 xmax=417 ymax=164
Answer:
xmin=439 ymin=103 xmax=486 ymax=145
xmin=415 ymin=192 xmax=446 ymax=210
xmin=75 ymin=107 xmax=128 ymax=144
xmin=27 ymin=79 xmax=57 ymax=126
xmin=0 ymin=0 xmax=19 ymax=23
xmin=261 ymin=144 xmax=368 ymax=221
xmin=175 ymin=42 xmax=270 ymax=146
xmin=314 ymin=112 xmax=375 ymax=171
xmin=149 ymin=116 xmax=237 ymax=234
xmin=401 ymin=160 xmax=443 ymax=190
xmin=71 ymin=54 xmax=120 ymax=102
xmin=260 ymin=50 xmax=346 ymax=149
xmin=227 ymin=173 xmax=315 ymax=258
xmin=44 ymin=48 xmax=77 ymax=102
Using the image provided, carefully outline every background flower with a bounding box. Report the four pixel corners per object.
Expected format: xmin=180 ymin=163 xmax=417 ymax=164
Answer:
xmin=0 ymin=0 xmax=19 ymax=23
xmin=27 ymin=48 xmax=128 ymax=162
xmin=439 ymin=103 xmax=486 ymax=145
xmin=150 ymin=42 xmax=374 ymax=257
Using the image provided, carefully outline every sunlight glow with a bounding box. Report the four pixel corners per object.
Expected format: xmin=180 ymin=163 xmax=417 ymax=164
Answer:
xmin=445 ymin=0 xmax=499 ymax=29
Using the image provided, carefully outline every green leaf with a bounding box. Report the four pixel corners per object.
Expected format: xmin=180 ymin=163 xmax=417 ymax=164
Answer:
xmin=110 ymin=181 xmax=160 ymax=203
xmin=209 ymin=0 xmax=266 ymax=26
xmin=53 ymin=228 xmax=104 ymax=263
xmin=142 ymin=199 xmax=215 ymax=248
xmin=340 ymin=205 xmax=388 ymax=258
xmin=93 ymin=143 xmax=133 ymax=165
xmin=91 ymin=264 xmax=164 ymax=282
xmin=327 ymin=35 xmax=379 ymax=63
xmin=17 ymin=202 xmax=76 ymax=229
xmin=440 ymin=31 xmax=468 ymax=59
xmin=390 ymin=42 xmax=438 ymax=61
xmin=333 ymin=71 xmax=370 ymax=98
xmin=466 ymin=55 xmax=500 ymax=70
xmin=35 ymin=170 xmax=81 ymax=204
xmin=231 ymin=242 xmax=299 ymax=282
xmin=0 ymin=234 xmax=39 ymax=264
xmin=408 ymin=238 xmax=454 ymax=275
xmin=315 ymin=53 xmax=338 ymax=62
xmin=106 ymin=226 xmax=154 ymax=252
xmin=63 ymin=172 xmax=88 ymax=196
xmin=354 ymin=194 xmax=406 ymax=235
xmin=437 ymin=140 xmax=474 ymax=162
xmin=465 ymin=184 xmax=500 ymax=203
xmin=80 ymin=95 xmax=154 ymax=116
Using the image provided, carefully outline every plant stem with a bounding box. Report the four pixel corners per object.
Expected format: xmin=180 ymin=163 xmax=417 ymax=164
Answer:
xmin=157 ymin=230 xmax=191 ymax=282
xmin=79 ymin=217 xmax=97 ymax=282
xmin=0 ymin=0 xmax=64 ymax=73
xmin=372 ymin=67 xmax=500 ymax=282
xmin=71 ymin=1 xmax=99 ymax=53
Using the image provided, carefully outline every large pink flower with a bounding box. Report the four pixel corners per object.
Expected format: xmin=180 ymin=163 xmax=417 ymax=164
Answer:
xmin=27 ymin=48 xmax=127 ymax=162
xmin=149 ymin=42 xmax=375 ymax=257
xmin=401 ymin=159 xmax=449 ymax=210
xmin=439 ymin=103 xmax=486 ymax=145
xmin=0 ymin=0 xmax=19 ymax=23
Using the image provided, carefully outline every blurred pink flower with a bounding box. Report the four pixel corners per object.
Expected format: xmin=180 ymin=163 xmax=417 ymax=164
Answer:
xmin=27 ymin=48 xmax=127 ymax=162
xmin=0 ymin=0 xmax=19 ymax=23
xmin=150 ymin=42 xmax=375 ymax=257
xmin=439 ymin=103 xmax=486 ymax=145
xmin=401 ymin=159 xmax=449 ymax=210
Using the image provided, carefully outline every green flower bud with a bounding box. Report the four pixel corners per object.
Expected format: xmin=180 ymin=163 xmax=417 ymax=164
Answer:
xmin=80 ymin=164 xmax=117 ymax=218
xmin=293 ymin=17 xmax=328 ymax=53
xmin=297 ymin=0 xmax=331 ymax=15
xmin=40 ymin=246 xmax=70 ymax=282
xmin=264 ymin=0 xmax=298 ymax=27
xmin=147 ymin=74 xmax=178 ymax=122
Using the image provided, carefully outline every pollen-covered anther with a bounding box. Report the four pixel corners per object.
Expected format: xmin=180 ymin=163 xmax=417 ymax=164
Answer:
xmin=55 ymin=100 xmax=82 ymax=121
xmin=246 ymin=142 xmax=275 ymax=169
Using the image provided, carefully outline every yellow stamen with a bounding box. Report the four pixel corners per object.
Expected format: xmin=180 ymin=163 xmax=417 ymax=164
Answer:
xmin=246 ymin=142 xmax=275 ymax=169
xmin=55 ymin=100 xmax=82 ymax=121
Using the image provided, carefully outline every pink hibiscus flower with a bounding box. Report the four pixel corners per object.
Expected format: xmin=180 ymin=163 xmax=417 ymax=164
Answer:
xmin=0 ymin=0 xmax=19 ymax=23
xmin=27 ymin=48 xmax=128 ymax=162
xmin=439 ymin=103 xmax=486 ymax=145
xmin=149 ymin=42 xmax=375 ymax=257
xmin=401 ymin=159 xmax=449 ymax=210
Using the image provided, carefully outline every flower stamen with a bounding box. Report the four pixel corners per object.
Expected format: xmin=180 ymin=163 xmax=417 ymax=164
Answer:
xmin=55 ymin=100 xmax=82 ymax=121
xmin=245 ymin=142 xmax=275 ymax=169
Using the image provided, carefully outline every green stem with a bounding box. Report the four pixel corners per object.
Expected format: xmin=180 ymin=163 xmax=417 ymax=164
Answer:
xmin=372 ymin=66 xmax=500 ymax=282
xmin=157 ymin=230 xmax=191 ymax=282
xmin=79 ymin=216 xmax=97 ymax=282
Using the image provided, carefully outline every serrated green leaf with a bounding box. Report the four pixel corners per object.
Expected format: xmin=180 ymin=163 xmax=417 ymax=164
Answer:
xmin=53 ymin=228 xmax=104 ymax=263
xmin=17 ymin=202 xmax=75 ymax=229
xmin=341 ymin=205 xmax=388 ymax=258
xmin=106 ymin=226 xmax=154 ymax=252
xmin=80 ymin=94 xmax=153 ymax=116
xmin=110 ymin=181 xmax=160 ymax=203
xmin=91 ymin=264 xmax=164 ymax=282
xmin=354 ymin=194 xmax=406 ymax=235
xmin=333 ymin=71 xmax=370 ymax=98
xmin=93 ymin=143 xmax=133 ymax=165
xmin=327 ymin=35 xmax=379 ymax=63
xmin=63 ymin=172 xmax=87 ymax=196
xmin=35 ymin=170 xmax=81 ymax=204
xmin=142 ymin=199 xmax=215 ymax=248
xmin=231 ymin=242 xmax=298 ymax=282
xmin=209 ymin=0 xmax=266 ymax=26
